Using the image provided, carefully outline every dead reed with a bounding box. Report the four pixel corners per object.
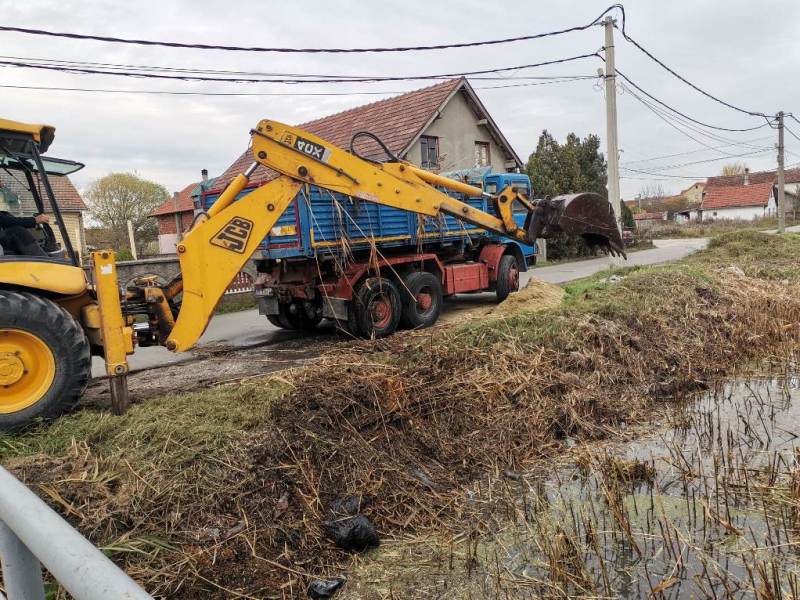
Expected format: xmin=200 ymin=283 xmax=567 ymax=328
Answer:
xmin=2 ymin=231 xmax=800 ymax=598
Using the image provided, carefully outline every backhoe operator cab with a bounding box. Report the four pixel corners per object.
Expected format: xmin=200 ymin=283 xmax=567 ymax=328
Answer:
xmin=0 ymin=119 xmax=102 ymax=429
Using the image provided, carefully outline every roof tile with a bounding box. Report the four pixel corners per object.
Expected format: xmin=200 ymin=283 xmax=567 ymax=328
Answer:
xmin=701 ymin=182 xmax=773 ymax=210
xmin=211 ymin=78 xmax=464 ymax=192
xmin=150 ymin=181 xmax=199 ymax=217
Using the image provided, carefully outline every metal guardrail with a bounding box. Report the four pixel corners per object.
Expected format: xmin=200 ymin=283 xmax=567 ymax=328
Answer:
xmin=0 ymin=466 xmax=154 ymax=600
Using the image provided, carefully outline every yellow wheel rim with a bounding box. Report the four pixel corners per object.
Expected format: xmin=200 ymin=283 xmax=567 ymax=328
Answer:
xmin=0 ymin=329 xmax=56 ymax=414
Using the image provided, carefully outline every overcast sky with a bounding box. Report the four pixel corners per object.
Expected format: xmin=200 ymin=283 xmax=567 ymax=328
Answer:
xmin=3 ymin=0 xmax=799 ymax=200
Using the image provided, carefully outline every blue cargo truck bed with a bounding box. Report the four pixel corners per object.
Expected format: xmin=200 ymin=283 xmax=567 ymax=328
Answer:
xmin=202 ymin=171 xmax=538 ymax=263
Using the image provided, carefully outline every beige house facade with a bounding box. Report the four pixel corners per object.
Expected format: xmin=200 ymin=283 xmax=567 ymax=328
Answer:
xmin=0 ymin=171 xmax=87 ymax=258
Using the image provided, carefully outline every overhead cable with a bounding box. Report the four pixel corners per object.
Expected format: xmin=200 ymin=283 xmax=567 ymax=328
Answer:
xmin=0 ymin=53 xmax=600 ymax=84
xmin=0 ymin=6 xmax=619 ymax=53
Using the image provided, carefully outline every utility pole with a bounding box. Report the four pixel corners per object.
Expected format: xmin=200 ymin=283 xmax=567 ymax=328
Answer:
xmin=127 ymin=220 xmax=138 ymax=260
xmin=777 ymin=111 xmax=785 ymax=233
xmin=603 ymin=16 xmax=622 ymax=235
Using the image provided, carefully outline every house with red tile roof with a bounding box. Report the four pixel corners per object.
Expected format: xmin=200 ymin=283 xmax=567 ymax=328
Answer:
xmin=209 ymin=78 xmax=523 ymax=198
xmin=150 ymin=170 xmax=216 ymax=253
xmin=0 ymin=170 xmax=88 ymax=257
xmin=704 ymin=166 xmax=800 ymax=218
xmin=700 ymin=181 xmax=776 ymax=220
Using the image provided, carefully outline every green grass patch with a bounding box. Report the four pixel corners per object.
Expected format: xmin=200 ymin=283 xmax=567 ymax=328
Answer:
xmin=0 ymin=380 xmax=287 ymax=463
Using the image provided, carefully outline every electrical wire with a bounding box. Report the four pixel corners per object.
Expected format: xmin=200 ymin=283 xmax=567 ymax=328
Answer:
xmin=0 ymin=53 xmax=600 ymax=84
xmin=620 ymin=166 xmax=717 ymax=179
xmin=784 ymin=124 xmax=800 ymax=144
xmin=620 ymin=82 xmax=770 ymax=156
xmin=626 ymin=148 xmax=772 ymax=174
xmin=612 ymin=5 xmax=771 ymax=120
xmin=0 ymin=76 xmax=594 ymax=97
xmin=1 ymin=3 xmax=783 ymax=127
xmin=0 ymin=54 xmax=598 ymax=82
xmin=614 ymin=69 xmax=769 ymax=132
xmin=620 ymin=136 xmax=773 ymax=166
xmin=0 ymin=6 xmax=618 ymax=53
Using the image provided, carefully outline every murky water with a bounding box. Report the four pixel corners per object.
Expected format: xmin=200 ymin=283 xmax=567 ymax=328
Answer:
xmin=342 ymin=369 xmax=800 ymax=599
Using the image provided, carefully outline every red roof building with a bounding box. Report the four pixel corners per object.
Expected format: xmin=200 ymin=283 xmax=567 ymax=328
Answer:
xmin=210 ymin=78 xmax=522 ymax=194
xmin=700 ymin=182 xmax=776 ymax=220
xmin=706 ymin=167 xmax=800 ymax=188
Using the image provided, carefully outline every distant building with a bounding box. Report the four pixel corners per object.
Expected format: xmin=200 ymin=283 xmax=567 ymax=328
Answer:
xmin=703 ymin=168 xmax=800 ymax=219
xmin=150 ymin=170 xmax=216 ymax=254
xmin=679 ymin=182 xmax=705 ymax=205
xmin=624 ymin=181 xmax=705 ymax=221
xmin=700 ymin=181 xmax=776 ymax=220
xmin=633 ymin=211 xmax=668 ymax=227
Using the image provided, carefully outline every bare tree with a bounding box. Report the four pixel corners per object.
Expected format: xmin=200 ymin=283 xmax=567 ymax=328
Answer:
xmin=635 ymin=184 xmax=666 ymax=209
xmin=721 ymin=162 xmax=748 ymax=176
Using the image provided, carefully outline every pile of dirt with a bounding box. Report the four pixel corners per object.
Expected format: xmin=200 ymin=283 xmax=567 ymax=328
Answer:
xmin=491 ymin=276 xmax=565 ymax=317
xmin=4 ymin=232 xmax=800 ymax=598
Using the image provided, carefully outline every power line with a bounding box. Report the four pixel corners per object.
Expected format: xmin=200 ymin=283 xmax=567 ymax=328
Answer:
xmin=620 ymin=81 xmax=769 ymax=156
xmin=784 ymin=124 xmax=800 ymax=144
xmin=621 ymin=136 xmax=773 ymax=166
xmin=0 ymin=53 xmax=597 ymax=82
xmin=612 ymin=5 xmax=771 ymax=120
xmin=620 ymin=166 xmax=714 ymax=179
xmin=0 ymin=6 xmax=618 ymax=53
xmin=614 ymin=69 xmax=769 ymax=132
xmin=619 ymin=79 xmax=773 ymax=150
xmin=0 ymin=76 xmax=594 ymax=97
xmin=628 ymin=148 xmax=772 ymax=173
xmin=0 ymin=53 xmax=600 ymax=84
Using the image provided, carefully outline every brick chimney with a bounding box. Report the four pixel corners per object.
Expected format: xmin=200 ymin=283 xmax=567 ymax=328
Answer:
xmin=201 ymin=168 xmax=208 ymax=183
xmin=744 ymin=167 xmax=750 ymax=186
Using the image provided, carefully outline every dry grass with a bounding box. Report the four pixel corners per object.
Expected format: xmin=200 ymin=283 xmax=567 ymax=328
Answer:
xmin=2 ymin=231 xmax=800 ymax=598
xmin=646 ymin=215 xmax=799 ymax=240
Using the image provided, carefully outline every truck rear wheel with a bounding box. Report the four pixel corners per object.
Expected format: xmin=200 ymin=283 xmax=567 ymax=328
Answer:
xmin=495 ymin=254 xmax=520 ymax=302
xmin=283 ymin=302 xmax=322 ymax=331
xmin=0 ymin=291 xmax=91 ymax=430
xmin=352 ymin=277 xmax=401 ymax=339
xmin=399 ymin=271 xmax=443 ymax=329
xmin=266 ymin=303 xmax=320 ymax=331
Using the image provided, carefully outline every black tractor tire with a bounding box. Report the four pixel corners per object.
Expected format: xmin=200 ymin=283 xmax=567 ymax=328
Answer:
xmin=0 ymin=291 xmax=91 ymax=430
xmin=399 ymin=271 xmax=443 ymax=329
xmin=495 ymin=254 xmax=520 ymax=302
xmin=352 ymin=277 xmax=401 ymax=339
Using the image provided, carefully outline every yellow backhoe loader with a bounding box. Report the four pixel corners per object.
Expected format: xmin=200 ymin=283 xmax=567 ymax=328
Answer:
xmin=0 ymin=118 xmax=624 ymax=430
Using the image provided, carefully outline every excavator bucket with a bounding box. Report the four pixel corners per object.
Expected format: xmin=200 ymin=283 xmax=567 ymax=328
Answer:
xmin=526 ymin=192 xmax=626 ymax=258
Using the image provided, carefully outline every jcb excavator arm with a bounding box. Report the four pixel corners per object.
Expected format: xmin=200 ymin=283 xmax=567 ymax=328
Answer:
xmin=131 ymin=119 xmax=623 ymax=354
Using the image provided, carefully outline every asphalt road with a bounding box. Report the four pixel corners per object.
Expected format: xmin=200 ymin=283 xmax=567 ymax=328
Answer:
xmin=91 ymin=237 xmax=709 ymax=377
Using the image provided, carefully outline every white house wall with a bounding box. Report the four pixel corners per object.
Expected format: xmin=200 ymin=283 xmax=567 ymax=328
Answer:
xmin=404 ymin=91 xmax=506 ymax=172
xmin=702 ymin=205 xmax=772 ymax=220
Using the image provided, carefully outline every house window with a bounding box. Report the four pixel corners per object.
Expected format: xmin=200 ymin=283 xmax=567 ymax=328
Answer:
xmin=420 ymin=136 xmax=439 ymax=169
xmin=474 ymin=141 xmax=490 ymax=167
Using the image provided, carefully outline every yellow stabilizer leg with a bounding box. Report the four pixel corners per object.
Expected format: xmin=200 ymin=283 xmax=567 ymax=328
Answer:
xmin=166 ymin=176 xmax=303 ymax=352
xmin=90 ymin=250 xmax=134 ymax=415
